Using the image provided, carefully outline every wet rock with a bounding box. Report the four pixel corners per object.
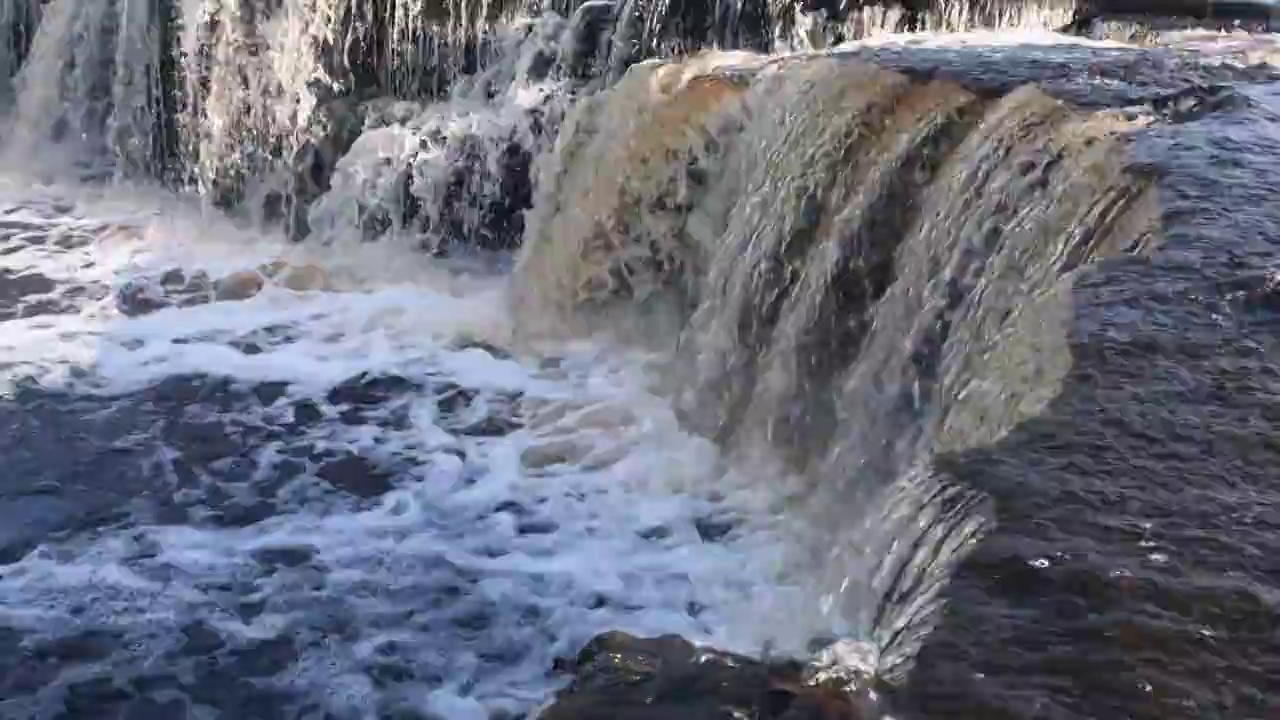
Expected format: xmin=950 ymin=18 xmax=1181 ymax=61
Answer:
xmin=237 ymin=599 xmax=267 ymax=624
xmin=147 ymin=374 xmax=230 ymax=406
xmin=213 ymin=270 xmax=266 ymax=301
xmin=232 ymin=323 xmax=304 ymax=356
xmin=172 ymin=271 xmax=214 ymax=303
xmin=327 ymin=373 xmax=421 ymax=427
xmin=117 ymin=266 xmax=265 ymax=316
xmin=1229 ymin=269 xmax=1280 ymax=312
xmin=251 ymin=381 xmax=291 ymax=406
xmin=281 ymin=92 xmax=366 ymax=241
xmin=493 ymin=499 xmax=528 ymax=516
xmin=328 ymin=373 xmax=421 ymax=407
xmin=1137 ymin=83 xmax=1251 ymax=124
xmin=277 ymin=262 xmax=329 ymax=291
xmin=307 ymin=97 xmax=553 ymax=253
xmin=515 ymin=517 xmax=559 ymax=535
xmin=119 ymin=261 xmax=327 ymax=317
xmin=0 ymin=269 xmax=57 ymax=310
xmin=638 ymin=524 xmax=672 ymax=541
xmin=452 ymin=338 xmax=514 ymax=360
xmin=291 ymin=400 xmax=325 ymax=427
xmin=315 ymin=452 xmax=395 ymax=498
xmin=694 ymin=515 xmax=736 ymax=543
xmin=540 ymin=631 xmax=871 ymax=720
xmin=435 ymin=383 xmax=480 ymax=415
xmin=115 ymin=278 xmax=171 ymax=317
xmin=158 ymin=268 xmax=186 ymax=288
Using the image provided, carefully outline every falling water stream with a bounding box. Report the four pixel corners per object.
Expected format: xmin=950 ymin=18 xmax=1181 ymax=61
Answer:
xmin=1 ymin=1 xmax=1279 ymax=719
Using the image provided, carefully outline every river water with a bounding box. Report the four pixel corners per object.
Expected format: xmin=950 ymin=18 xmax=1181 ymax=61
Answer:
xmin=1 ymin=5 xmax=1279 ymax=720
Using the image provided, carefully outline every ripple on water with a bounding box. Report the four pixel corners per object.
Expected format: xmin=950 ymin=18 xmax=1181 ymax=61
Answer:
xmin=0 ymin=191 xmax=808 ymax=720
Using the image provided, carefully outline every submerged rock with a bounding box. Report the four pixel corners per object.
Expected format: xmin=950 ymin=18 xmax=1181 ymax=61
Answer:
xmin=539 ymin=631 xmax=878 ymax=720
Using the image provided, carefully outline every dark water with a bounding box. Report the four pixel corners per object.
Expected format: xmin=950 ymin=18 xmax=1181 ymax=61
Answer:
xmin=0 ymin=194 xmax=781 ymax=719
xmin=2 ymin=33 xmax=1280 ymax=720
xmin=898 ymin=73 xmax=1280 ymax=718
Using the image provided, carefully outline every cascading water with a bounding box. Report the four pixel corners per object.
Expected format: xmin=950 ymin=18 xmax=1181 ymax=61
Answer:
xmin=510 ymin=48 xmax=1162 ymax=678
xmin=0 ymin=0 xmax=38 ymax=95
xmin=2 ymin=1 xmax=1280 ymax=719
xmin=0 ymin=0 xmax=1096 ymax=185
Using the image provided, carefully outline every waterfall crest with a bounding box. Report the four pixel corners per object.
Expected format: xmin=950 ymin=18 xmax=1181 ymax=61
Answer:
xmin=0 ymin=0 xmax=1106 ymax=189
xmin=511 ymin=50 xmax=1162 ymax=673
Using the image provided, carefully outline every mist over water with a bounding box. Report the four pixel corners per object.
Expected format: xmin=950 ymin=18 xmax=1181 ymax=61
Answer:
xmin=1 ymin=1 xmax=1279 ymax=719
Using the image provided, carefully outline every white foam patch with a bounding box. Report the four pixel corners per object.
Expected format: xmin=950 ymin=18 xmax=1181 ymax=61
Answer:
xmin=833 ymin=26 xmax=1280 ymax=68
xmin=1148 ymin=29 xmax=1280 ymax=67
xmin=0 ymin=177 xmax=813 ymax=716
xmin=832 ymin=28 xmax=1129 ymax=52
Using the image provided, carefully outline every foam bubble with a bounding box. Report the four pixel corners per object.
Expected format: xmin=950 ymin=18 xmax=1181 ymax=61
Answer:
xmin=0 ymin=176 xmax=811 ymax=718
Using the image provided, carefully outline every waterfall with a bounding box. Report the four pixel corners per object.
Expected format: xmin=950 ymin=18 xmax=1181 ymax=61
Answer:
xmin=0 ymin=0 xmax=1100 ymax=185
xmin=0 ymin=0 xmax=39 ymax=95
xmin=511 ymin=50 xmax=1160 ymax=674
xmin=0 ymin=0 xmax=1175 ymax=687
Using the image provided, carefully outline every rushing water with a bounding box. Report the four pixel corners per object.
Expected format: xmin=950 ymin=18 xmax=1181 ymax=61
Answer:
xmin=2 ymin=1 xmax=1280 ymax=719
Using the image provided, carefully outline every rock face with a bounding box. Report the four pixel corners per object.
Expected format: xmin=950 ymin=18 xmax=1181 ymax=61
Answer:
xmin=538 ymin=632 xmax=878 ymax=720
xmin=304 ymin=97 xmax=553 ymax=252
xmin=279 ymin=89 xmax=367 ymax=241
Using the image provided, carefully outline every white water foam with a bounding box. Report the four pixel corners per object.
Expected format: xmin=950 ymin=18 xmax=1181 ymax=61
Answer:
xmin=0 ymin=176 xmax=813 ymax=717
xmin=833 ymin=26 xmax=1280 ymax=68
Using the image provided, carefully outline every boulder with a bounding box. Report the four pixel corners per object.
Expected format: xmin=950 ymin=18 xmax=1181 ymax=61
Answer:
xmin=213 ymin=270 xmax=267 ymax=301
xmin=538 ymin=631 xmax=880 ymax=720
xmin=115 ymin=261 xmax=331 ymax=317
xmin=280 ymin=88 xmax=367 ymax=241
xmin=305 ymin=100 xmax=553 ymax=253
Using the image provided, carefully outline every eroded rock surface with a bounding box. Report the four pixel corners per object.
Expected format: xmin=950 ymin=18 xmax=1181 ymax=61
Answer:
xmin=539 ymin=631 xmax=880 ymax=720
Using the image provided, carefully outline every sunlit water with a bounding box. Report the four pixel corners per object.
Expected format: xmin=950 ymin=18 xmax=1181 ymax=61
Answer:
xmin=1 ymin=19 xmax=1279 ymax=720
xmin=0 ymin=176 xmax=817 ymax=719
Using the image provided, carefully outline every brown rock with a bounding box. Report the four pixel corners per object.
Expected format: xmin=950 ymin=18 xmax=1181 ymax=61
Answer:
xmin=213 ymin=270 xmax=266 ymax=301
xmin=537 ymin=631 xmax=874 ymax=720
xmin=256 ymin=259 xmax=290 ymax=278
xmin=278 ymin=263 xmax=328 ymax=292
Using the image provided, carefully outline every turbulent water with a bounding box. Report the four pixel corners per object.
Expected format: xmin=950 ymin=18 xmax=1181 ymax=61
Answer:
xmin=2 ymin=1 xmax=1280 ymax=719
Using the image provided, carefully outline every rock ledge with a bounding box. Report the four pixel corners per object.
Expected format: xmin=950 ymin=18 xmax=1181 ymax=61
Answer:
xmin=539 ymin=631 xmax=879 ymax=720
